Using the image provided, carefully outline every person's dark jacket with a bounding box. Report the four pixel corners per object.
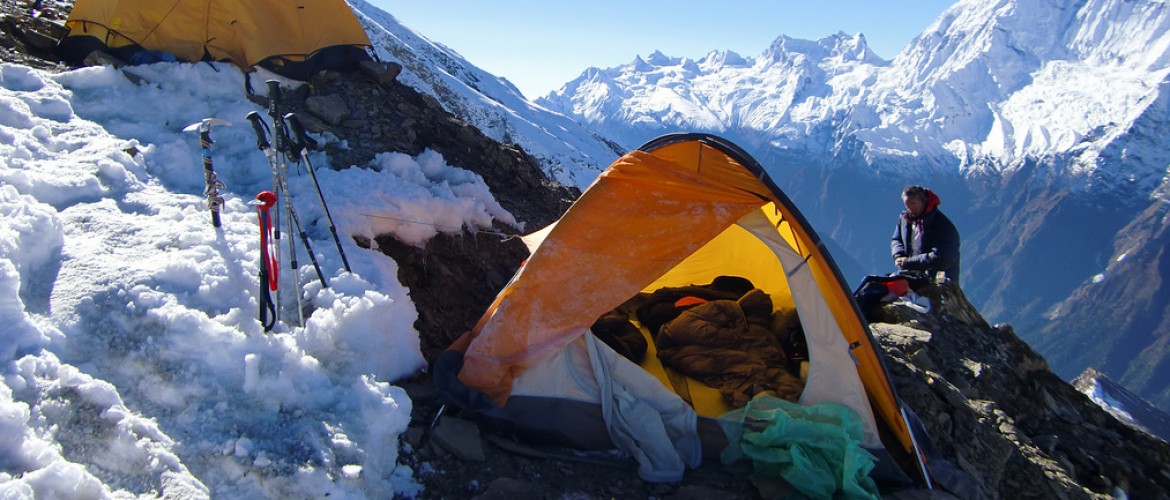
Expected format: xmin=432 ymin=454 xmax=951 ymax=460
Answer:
xmin=891 ymin=189 xmax=961 ymax=284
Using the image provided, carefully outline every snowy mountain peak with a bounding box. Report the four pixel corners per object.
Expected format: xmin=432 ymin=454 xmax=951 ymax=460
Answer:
xmin=644 ymin=49 xmax=677 ymax=67
xmin=539 ymin=29 xmax=893 ymax=151
xmin=1074 ymin=368 xmax=1170 ymax=443
xmin=698 ymin=49 xmax=749 ymax=71
xmin=630 ymin=54 xmax=654 ymax=72
xmin=761 ymin=32 xmax=883 ymax=66
xmin=827 ymin=32 xmax=883 ymax=64
xmin=626 ymin=51 xmax=704 ymax=75
xmin=762 ymin=34 xmax=819 ymax=63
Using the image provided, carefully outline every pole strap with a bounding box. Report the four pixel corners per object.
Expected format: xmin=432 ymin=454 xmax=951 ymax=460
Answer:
xmin=256 ymin=191 xmax=279 ymax=292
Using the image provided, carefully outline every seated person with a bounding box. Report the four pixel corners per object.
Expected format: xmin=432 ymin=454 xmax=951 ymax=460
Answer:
xmin=891 ymin=185 xmax=961 ymax=284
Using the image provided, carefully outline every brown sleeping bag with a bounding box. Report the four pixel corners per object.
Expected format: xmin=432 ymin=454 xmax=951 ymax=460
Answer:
xmin=655 ymin=289 xmax=805 ymax=408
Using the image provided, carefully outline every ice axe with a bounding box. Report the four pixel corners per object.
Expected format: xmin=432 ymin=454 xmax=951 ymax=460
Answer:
xmin=183 ymin=118 xmax=231 ymax=227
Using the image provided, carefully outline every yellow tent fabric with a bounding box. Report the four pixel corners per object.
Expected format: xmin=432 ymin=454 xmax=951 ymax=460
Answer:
xmin=457 ymin=135 xmax=918 ymax=460
xmin=62 ymin=0 xmax=371 ymax=71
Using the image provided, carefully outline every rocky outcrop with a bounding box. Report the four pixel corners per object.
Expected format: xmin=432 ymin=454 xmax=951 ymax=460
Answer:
xmin=0 ymin=5 xmax=68 ymax=72
xmin=869 ymin=283 xmax=1170 ymax=498
xmin=368 ymin=230 xmax=528 ymax=362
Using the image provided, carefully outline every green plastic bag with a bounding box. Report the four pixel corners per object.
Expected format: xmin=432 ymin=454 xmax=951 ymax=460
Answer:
xmin=719 ymin=395 xmax=879 ymax=499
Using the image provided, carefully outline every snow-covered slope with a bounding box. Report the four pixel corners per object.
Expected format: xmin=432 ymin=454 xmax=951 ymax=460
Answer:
xmin=867 ymin=0 xmax=1170 ymax=191
xmin=346 ymin=0 xmax=622 ymax=189
xmin=0 ymin=60 xmax=529 ymax=497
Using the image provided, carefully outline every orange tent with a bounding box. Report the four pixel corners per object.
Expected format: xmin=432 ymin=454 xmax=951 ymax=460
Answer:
xmin=434 ymin=133 xmax=933 ymax=489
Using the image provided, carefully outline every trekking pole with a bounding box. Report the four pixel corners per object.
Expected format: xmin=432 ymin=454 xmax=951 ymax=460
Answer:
xmin=182 ymin=118 xmax=229 ymax=227
xmin=252 ymin=191 xmax=279 ymax=332
xmin=247 ymin=111 xmax=330 ymax=294
xmin=246 ymin=111 xmax=289 ymax=324
xmin=264 ymin=81 xmax=305 ymax=323
xmin=264 ymin=83 xmax=330 ymax=287
xmin=284 ymin=112 xmax=351 ymax=273
xmin=279 ymin=181 xmax=330 ymax=289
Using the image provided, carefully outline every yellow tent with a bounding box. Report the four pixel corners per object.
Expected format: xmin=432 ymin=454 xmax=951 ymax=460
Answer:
xmin=57 ymin=0 xmax=371 ymax=79
xmin=434 ymin=134 xmax=934 ymax=488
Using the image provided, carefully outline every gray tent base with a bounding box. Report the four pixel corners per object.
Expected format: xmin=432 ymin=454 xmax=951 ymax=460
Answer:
xmin=433 ymin=350 xmax=920 ymax=491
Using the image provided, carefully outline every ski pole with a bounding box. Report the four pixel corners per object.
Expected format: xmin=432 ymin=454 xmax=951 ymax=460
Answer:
xmin=246 ymin=111 xmax=284 ymax=323
xmin=263 ymin=82 xmax=308 ymax=324
xmin=253 ymin=191 xmax=279 ymax=332
xmin=280 ymin=185 xmax=329 ymax=291
xmin=264 ymin=83 xmax=331 ymax=287
xmin=284 ymin=112 xmax=351 ymax=273
xmin=182 ymin=118 xmax=229 ymax=227
xmin=246 ymin=113 xmax=329 ymax=314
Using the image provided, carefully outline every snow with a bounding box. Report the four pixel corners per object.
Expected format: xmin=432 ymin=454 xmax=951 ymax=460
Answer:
xmin=0 ymin=59 xmax=518 ymax=498
xmin=1086 ymin=379 xmax=1136 ymax=423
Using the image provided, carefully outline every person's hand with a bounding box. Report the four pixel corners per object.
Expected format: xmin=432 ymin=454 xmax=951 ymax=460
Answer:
xmin=894 ymin=256 xmax=906 ymax=268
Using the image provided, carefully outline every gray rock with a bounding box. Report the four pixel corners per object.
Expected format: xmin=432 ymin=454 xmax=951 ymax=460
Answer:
xmin=471 ymin=478 xmax=540 ymax=500
xmin=20 ymin=27 xmax=55 ymax=50
xmin=670 ymin=484 xmax=740 ymax=500
xmin=304 ymin=93 xmax=350 ymax=125
xmin=83 ymin=50 xmax=123 ymax=68
xmin=871 ymin=282 xmax=1170 ymax=498
xmin=431 ymin=415 xmax=485 ymax=461
xmin=359 ymin=59 xmax=402 ymax=85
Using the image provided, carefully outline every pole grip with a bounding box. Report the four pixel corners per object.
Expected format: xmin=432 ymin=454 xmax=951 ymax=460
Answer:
xmin=245 ymin=112 xmax=271 ymax=151
xmin=265 ymin=80 xmax=281 ymax=117
xmin=266 ymin=81 xmax=292 ymax=156
xmin=284 ymin=113 xmax=318 ymax=152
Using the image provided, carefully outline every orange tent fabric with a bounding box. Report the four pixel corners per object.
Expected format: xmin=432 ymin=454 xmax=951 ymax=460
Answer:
xmin=62 ymin=0 xmax=371 ymax=71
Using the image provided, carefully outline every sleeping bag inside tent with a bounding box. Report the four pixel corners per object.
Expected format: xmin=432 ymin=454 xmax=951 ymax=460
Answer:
xmin=433 ymin=133 xmax=933 ymax=490
xmin=56 ymin=0 xmax=371 ymax=79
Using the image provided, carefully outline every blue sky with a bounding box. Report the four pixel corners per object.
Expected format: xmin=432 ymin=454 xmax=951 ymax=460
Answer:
xmin=371 ymin=0 xmax=957 ymax=99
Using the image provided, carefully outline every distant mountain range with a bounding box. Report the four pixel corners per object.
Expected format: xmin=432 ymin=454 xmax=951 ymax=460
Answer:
xmin=350 ymin=0 xmax=1170 ymax=412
